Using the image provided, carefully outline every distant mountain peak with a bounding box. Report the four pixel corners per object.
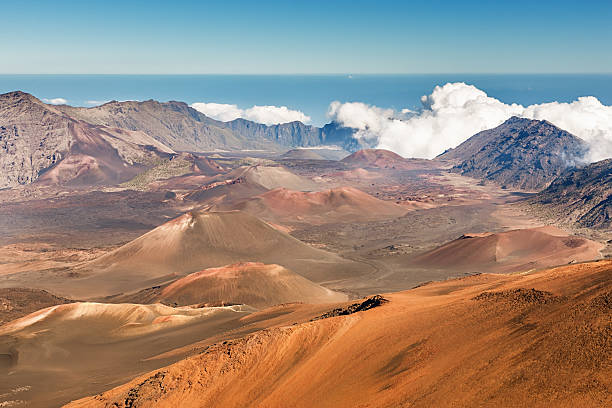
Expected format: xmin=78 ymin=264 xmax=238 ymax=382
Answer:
xmin=0 ymin=90 xmax=36 ymax=99
xmin=504 ymin=115 xmax=534 ymax=124
xmin=0 ymin=90 xmax=50 ymax=108
xmin=438 ymin=117 xmax=588 ymax=190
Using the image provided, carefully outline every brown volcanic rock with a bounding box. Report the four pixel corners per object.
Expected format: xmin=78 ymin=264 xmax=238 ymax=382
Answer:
xmin=58 ymin=99 xmax=278 ymax=152
xmin=0 ymin=92 xmax=356 ymax=188
xmin=0 ymin=91 xmax=174 ymax=187
xmin=229 ymin=186 xmax=408 ymax=224
xmin=530 ymin=158 xmax=612 ymax=229
xmin=437 ymin=116 xmax=588 ymax=190
xmin=0 ymin=91 xmax=71 ymax=186
xmin=37 ymin=122 xmax=173 ymax=186
xmin=154 ymin=262 xmax=347 ymax=308
xmin=66 ymin=260 xmax=612 ymax=408
xmin=409 ymin=226 xmax=602 ymax=273
xmin=341 ymin=148 xmax=434 ymax=170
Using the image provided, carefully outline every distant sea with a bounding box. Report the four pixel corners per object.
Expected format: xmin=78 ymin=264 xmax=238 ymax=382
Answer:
xmin=1 ymin=74 xmax=611 ymax=126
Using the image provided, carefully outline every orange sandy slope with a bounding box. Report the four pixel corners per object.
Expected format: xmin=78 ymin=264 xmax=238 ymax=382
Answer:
xmin=67 ymin=260 xmax=612 ymax=408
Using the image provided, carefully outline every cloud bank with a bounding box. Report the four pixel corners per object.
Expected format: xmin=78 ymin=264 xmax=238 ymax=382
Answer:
xmin=43 ymin=97 xmax=68 ymax=105
xmin=328 ymin=82 xmax=612 ymax=162
xmin=191 ymin=102 xmax=311 ymax=126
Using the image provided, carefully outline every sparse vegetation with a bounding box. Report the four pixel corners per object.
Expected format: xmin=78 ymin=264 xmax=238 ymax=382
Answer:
xmin=120 ymin=156 xmax=193 ymax=190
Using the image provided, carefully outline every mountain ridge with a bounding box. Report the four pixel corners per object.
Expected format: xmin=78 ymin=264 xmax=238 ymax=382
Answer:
xmin=0 ymin=91 xmax=361 ymax=187
xmin=0 ymin=91 xmax=174 ymax=188
xmin=529 ymin=158 xmax=612 ymax=228
xmin=437 ymin=116 xmax=589 ymax=190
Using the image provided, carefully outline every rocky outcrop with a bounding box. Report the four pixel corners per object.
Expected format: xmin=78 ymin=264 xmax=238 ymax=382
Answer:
xmin=0 ymin=91 xmax=72 ymax=187
xmin=311 ymin=295 xmax=386 ymax=320
xmin=0 ymin=92 xmax=173 ymax=188
xmin=530 ymin=158 xmax=612 ymax=228
xmin=437 ymin=117 xmax=588 ymax=190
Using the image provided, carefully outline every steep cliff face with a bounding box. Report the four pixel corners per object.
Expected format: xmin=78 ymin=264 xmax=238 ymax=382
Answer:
xmin=0 ymin=92 xmax=173 ymax=188
xmin=224 ymin=119 xmax=362 ymax=151
xmin=530 ymin=158 xmax=612 ymax=229
xmin=438 ymin=117 xmax=588 ymax=190
xmin=320 ymin=122 xmax=364 ymax=151
xmin=0 ymin=92 xmax=72 ymax=187
xmin=224 ymin=119 xmax=324 ymax=147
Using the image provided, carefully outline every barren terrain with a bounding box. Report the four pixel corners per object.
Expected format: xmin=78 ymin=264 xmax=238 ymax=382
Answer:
xmin=67 ymin=260 xmax=612 ymax=408
xmin=0 ymin=149 xmax=609 ymax=407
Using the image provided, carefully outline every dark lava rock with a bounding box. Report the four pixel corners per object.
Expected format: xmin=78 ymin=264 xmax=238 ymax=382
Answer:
xmin=530 ymin=158 xmax=612 ymax=228
xmin=437 ymin=117 xmax=588 ymax=190
xmin=312 ymin=295 xmax=387 ymax=321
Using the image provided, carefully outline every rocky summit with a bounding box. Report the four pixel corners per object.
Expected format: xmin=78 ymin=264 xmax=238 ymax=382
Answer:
xmin=438 ymin=116 xmax=589 ymax=190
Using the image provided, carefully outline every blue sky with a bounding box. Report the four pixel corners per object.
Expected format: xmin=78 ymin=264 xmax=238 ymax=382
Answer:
xmin=1 ymin=0 xmax=611 ymax=74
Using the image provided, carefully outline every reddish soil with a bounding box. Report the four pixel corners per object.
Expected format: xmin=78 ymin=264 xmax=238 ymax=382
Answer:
xmin=66 ymin=260 xmax=612 ymax=408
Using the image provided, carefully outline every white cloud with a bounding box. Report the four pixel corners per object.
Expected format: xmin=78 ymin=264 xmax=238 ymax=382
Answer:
xmin=521 ymin=97 xmax=612 ymax=162
xmin=328 ymin=82 xmax=612 ymax=162
xmin=243 ymin=105 xmax=311 ymax=126
xmin=85 ymin=100 xmax=110 ymax=106
xmin=191 ymin=102 xmax=311 ymax=126
xmin=191 ymin=103 xmax=243 ymax=122
xmin=43 ymin=97 xmax=68 ymax=105
xmin=327 ymin=101 xmax=396 ymax=146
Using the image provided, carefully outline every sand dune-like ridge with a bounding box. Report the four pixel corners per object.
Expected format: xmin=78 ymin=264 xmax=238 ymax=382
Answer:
xmin=0 ymin=301 xmax=252 ymax=339
xmin=410 ymin=226 xmax=603 ymax=273
xmin=66 ymin=260 xmax=612 ymax=408
xmin=64 ymin=211 xmax=366 ymax=298
xmin=341 ymin=149 xmax=434 ymax=170
xmin=156 ymin=262 xmax=348 ymax=308
xmin=231 ymin=186 xmax=407 ymax=224
xmin=184 ymin=165 xmax=320 ymax=206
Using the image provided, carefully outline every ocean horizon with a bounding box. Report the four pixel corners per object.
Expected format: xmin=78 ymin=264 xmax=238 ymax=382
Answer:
xmin=2 ymin=74 xmax=612 ymax=126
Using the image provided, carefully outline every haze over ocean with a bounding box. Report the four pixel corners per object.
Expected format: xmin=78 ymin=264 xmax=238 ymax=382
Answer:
xmin=2 ymin=74 xmax=612 ymax=126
